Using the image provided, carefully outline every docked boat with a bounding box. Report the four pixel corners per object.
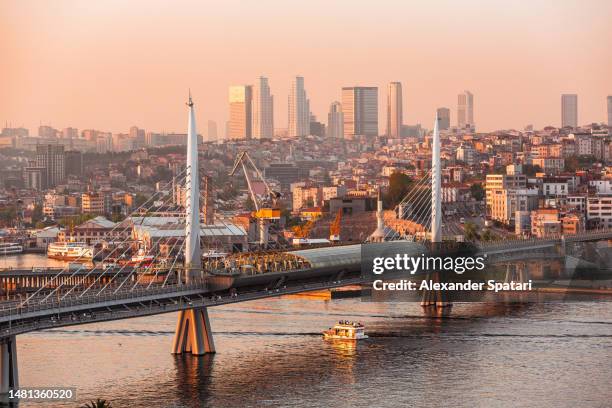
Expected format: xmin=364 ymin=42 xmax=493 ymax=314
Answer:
xmin=202 ymin=249 xmax=228 ymax=259
xmin=47 ymin=242 xmax=94 ymax=260
xmin=0 ymin=242 xmax=23 ymax=255
xmin=323 ymin=321 xmax=368 ymax=340
xmin=121 ymin=249 xmax=154 ymax=266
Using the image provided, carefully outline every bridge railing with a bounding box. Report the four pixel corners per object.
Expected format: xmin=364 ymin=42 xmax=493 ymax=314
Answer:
xmin=0 ymin=279 xmax=209 ymax=319
xmin=478 ymin=229 xmax=612 ymax=250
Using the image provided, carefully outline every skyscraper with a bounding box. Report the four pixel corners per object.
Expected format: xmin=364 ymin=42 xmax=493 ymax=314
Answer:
xmin=607 ymin=96 xmax=612 ymax=127
xmin=207 ymin=120 xmax=218 ymax=142
xmin=288 ymin=76 xmax=310 ymax=137
xmin=228 ymin=85 xmax=252 ymax=140
xmin=35 ymin=144 xmax=65 ymax=187
xmin=327 ymin=101 xmax=344 ymax=139
xmin=341 ymin=87 xmax=378 ymax=139
xmin=561 ymin=94 xmax=578 ymax=128
xmin=457 ymin=91 xmax=474 ymax=129
xmin=437 ymin=107 xmax=450 ymax=130
xmin=252 ymin=76 xmax=274 ymax=139
xmin=386 ymin=82 xmax=403 ymax=138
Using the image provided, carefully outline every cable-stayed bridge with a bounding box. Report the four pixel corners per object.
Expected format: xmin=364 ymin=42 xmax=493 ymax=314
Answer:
xmin=0 ymin=103 xmax=610 ymax=394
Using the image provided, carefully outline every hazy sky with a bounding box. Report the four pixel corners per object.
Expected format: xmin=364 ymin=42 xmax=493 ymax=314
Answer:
xmin=1 ymin=0 xmax=611 ymax=135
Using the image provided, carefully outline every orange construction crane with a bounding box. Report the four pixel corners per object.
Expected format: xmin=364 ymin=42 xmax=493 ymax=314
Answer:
xmin=329 ymin=209 xmax=342 ymax=242
xmin=292 ymin=220 xmax=315 ymax=239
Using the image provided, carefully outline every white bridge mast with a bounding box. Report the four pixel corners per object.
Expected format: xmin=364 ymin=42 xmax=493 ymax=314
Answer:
xmin=185 ymin=92 xmax=201 ymax=281
xmin=172 ymin=93 xmax=215 ymax=355
xmin=431 ymin=114 xmax=442 ymax=243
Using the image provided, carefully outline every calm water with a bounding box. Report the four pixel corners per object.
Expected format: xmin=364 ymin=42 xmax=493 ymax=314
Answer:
xmin=4 ymin=255 xmax=612 ymax=407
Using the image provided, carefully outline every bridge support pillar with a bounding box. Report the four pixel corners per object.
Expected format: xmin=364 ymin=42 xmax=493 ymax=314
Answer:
xmin=504 ymin=263 xmax=529 ymax=283
xmin=420 ymin=271 xmax=452 ymax=308
xmin=0 ymin=336 xmax=18 ymax=394
xmin=171 ymin=308 xmax=215 ymax=355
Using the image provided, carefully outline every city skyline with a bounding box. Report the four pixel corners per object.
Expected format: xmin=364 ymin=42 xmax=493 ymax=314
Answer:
xmin=1 ymin=1 xmax=612 ymax=133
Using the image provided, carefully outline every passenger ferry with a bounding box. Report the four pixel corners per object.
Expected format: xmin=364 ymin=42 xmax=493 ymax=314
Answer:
xmin=0 ymin=242 xmax=23 ymax=255
xmin=47 ymin=242 xmax=94 ymax=260
xmin=323 ymin=321 xmax=368 ymax=340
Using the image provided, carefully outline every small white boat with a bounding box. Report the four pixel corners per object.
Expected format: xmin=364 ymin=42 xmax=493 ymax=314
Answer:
xmin=323 ymin=321 xmax=368 ymax=340
xmin=0 ymin=242 xmax=23 ymax=255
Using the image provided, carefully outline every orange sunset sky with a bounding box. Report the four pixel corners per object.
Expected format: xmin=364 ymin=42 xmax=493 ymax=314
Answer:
xmin=1 ymin=0 xmax=611 ymax=135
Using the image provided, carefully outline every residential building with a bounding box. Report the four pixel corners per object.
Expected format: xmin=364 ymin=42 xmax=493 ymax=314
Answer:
xmin=23 ymin=166 xmax=46 ymax=190
xmin=38 ymin=125 xmax=58 ymax=138
xmin=441 ymin=183 xmax=470 ymax=203
xmin=61 ymin=127 xmax=78 ymax=139
xmin=456 ymin=144 xmax=477 ymax=165
xmin=562 ymin=213 xmax=585 ymax=235
xmin=542 ymin=178 xmax=569 ymax=197
xmin=322 ymin=185 xmax=347 ymax=201
xmin=531 ymin=208 xmax=561 ymax=238
xmin=82 ymin=192 xmax=108 ymax=215
xmin=590 ymin=180 xmax=612 ymax=195
xmin=532 ymin=157 xmax=564 ymax=174
xmin=489 ymin=188 xmax=539 ymax=225
xmin=587 ymin=197 xmax=612 ymax=228
xmin=35 ymin=144 xmax=65 ymax=187
xmin=292 ymin=186 xmax=322 ymax=211
xmin=65 ymin=150 xmax=83 ymax=177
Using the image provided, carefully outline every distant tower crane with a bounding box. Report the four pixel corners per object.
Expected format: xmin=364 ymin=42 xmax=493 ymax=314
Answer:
xmin=229 ymin=151 xmax=281 ymax=247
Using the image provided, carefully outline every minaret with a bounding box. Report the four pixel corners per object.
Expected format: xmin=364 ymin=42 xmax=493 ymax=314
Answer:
xmin=185 ymin=92 xmax=201 ymax=281
xmin=369 ymin=187 xmax=385 ymax=242
xmin=431 ymin=114 xmax=442 ymax=243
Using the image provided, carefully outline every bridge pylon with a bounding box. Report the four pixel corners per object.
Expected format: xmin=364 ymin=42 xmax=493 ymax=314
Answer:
xmin=421 ymin=114 xmax=451 ymax=309
xmin=0 ymin=335 xmax=18 ymax=394
xmin=172 ymin=308 xmax=215 ymax=355
xmin=171 ymin=93 xmax=216 ymax=355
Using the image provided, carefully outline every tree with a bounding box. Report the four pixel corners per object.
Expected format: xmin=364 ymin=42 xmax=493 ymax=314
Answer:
xmin=481 ymin=229 xmax=497 ymax=242
xmin=81 ymin=399 xmax=113 ymax=408
xmin=0 ymin=206 xmax=17 ymax=227
xmin=463 ymin=222 xmax=479 ymax=241
xmin=564 ymin=155 xmax=598 ymax=172
xmin=470 ymin=183 xmax=485 ymax=202
xmin=245 ymin=196 xmax=255 ymax=211
xmin=522 ymin=164 xmax=543 ymax=177
xmin=31 ymin=204 xmax=44 ymax=224
xmin=134 ymin=194 xmax=148 ymax=208
xmin=385 ymin=172 xmax=414 ymax=208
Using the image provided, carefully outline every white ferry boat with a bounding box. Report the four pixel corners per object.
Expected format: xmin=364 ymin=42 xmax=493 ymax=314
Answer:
xmin=323 ymin=321 xmax=368 ymax=340
xmin=0 ymin=242 xmax=23 ymax=255
xmin=47 ymin=242 xmax=94 ymax=261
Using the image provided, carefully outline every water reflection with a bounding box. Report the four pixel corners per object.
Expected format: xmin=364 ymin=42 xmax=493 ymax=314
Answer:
xmin=12 ymin=296 xmax=612 ymax=408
